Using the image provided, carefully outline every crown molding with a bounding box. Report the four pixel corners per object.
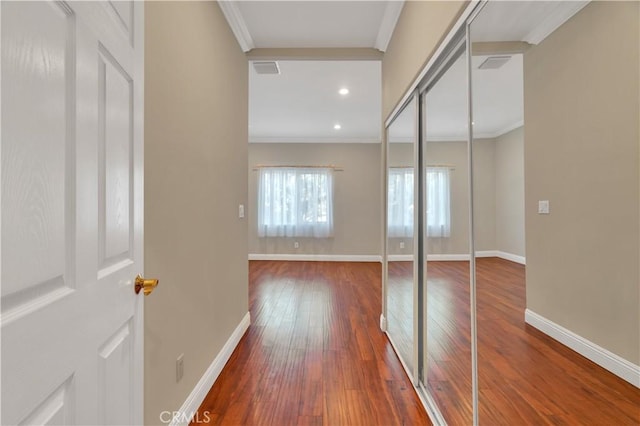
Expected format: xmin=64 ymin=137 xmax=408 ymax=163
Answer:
xmin=249 ymin=136 xmax=381 ymax=144
xmin=491 ymin=120 xmax=524 ymax=139
xmin=423 ymin=120 xmax=524 ymax=142
xmin=247 ymin=48 xmax=383 ymax=61
xmin=375 ymin=1 xmax=405 ymax=52
xmin=524 ymin=1 xmax=589 ymax=45
xmin=218 ymin=1 xmax=255 ymax=52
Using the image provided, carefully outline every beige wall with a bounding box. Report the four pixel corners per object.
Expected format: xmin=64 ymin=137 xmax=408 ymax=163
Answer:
xmin=471 ymin=139 xmax=497 ymax=252
xmin=382 ymin=1 xmax=466 ymax=120
xmin=495 ymin=126 xmax=525 ymax=257
xmin=144 ymin=2 xmax=249 ymax=423
xmin=524 ymin=2 xmax=639 ymax=364
xmin=248 ymin=143 xmax=382 ymax=256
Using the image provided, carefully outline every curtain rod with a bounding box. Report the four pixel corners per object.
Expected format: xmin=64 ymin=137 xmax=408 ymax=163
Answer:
xmin=427 ymin=164 xmax=455 ymax=169
xmin=390 ymin=164 xmax=456 ymax=169
xmin=252 ymin=165 xmax=344 ymax=171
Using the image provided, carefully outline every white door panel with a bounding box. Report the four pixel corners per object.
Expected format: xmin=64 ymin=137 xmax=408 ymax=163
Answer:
xmin=1 ymin=1 xmax=144 ymax=424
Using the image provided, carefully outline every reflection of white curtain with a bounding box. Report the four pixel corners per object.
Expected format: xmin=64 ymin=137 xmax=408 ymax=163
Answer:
xmin=426 ymin=167 xmax=451 ymax=238
xmin=388 ymin=168 xmax=414 ymax=238
xmin=258 ymin=167 xmax=333 ymax=238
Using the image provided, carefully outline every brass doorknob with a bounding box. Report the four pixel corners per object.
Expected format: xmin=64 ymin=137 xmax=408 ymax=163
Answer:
xmin=135 ymin=275 xmax=159 ymax=296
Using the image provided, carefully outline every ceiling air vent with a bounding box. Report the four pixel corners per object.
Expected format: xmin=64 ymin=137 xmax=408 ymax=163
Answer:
xmin=253 ymin=61 xmax=280 ymax=75
xmin=478 ymin=56 xmax=511 ymax=70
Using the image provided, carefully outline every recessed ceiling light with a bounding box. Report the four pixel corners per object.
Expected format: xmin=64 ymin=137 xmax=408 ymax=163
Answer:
xmin=334 ymin=124 xmax=341 ymax=130
xmin=338 ymin=88 xmax=349 ymax=96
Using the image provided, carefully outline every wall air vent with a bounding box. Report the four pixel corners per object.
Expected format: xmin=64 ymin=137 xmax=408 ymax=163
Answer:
xmin=478 ymin=56 xmax=512 ymax=70
xmin=253 ymin=61 xmax=280 ymax=75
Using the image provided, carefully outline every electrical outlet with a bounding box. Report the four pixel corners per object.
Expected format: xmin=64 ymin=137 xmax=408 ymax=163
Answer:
xmin=399 ymin=241 xmax=405 ymax=249
xmin=176 ymin=354 xmax=184 ymax=382
xmin=294 ymin=241 xmax=299 ymax=249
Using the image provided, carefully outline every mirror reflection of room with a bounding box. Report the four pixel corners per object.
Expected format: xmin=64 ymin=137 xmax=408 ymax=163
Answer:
xmin=405 ymin=2 xmax=638 ymax=424
xmin=422 ymin=48 xmax=474 ymax=424
xmin=386 ymin=98 xmax=417 ymax=373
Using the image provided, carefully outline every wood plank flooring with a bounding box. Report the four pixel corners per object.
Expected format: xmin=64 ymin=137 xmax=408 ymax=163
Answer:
xmin=425 ymin=260 xmax=474 ymax=425
xmin=195 ymin=259 xmax=640 ymax=426
xmin=195 ymin=261 xmax=430 ymax=426
xmin=426 ymin=258 xmax=640 ymax=425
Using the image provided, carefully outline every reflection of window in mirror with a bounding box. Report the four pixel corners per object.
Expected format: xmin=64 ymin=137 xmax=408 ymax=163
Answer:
xmin=425 ymin=167 xmax=451 ymax=238
xmin=388 ymin=167 xmax=414 ymax=238
xmin=388 ymin=167 xmax=452 ymax=238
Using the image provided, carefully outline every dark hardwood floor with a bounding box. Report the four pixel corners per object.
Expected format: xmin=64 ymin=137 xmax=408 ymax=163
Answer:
xmin=195 ymin=259 xmax=640 ymax=426
xmin=195 ymin=261 xmax=430 ymax=426
xmin=425 ymin=260 xmax=474 ymax=425
xmin=474 ymin=258 xmax=640 ymax=425
xmin=426 ymin=258 xmax=640 ymax=425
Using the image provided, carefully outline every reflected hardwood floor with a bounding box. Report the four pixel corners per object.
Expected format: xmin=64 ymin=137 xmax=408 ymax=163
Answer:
xmin=194 ymin=261 xmax=430 ymax=426
xmin=387 ymin=261 xmax=415 ymax=372
xmin=425 ymin=261 xmax=473 ymax=424
xmin=427 ymin=258 xmax=640 ymax=425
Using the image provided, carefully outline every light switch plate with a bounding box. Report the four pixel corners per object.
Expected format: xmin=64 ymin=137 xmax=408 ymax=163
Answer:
xmin=238 ymin=204 xmax=245 ymax=218
xmin=538 ymin=200 xmax=550 ymax=214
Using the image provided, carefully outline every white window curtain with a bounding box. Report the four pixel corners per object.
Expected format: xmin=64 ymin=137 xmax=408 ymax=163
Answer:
xmin=426 ymin=167 xmax=451 ymax=238
xmin=388 ymin=168 xmax=414 ymax=238
xmin=387 ymin=167 xmax=451 ymax=239
xmin=258 ymin=167 xmax=334 ymax=238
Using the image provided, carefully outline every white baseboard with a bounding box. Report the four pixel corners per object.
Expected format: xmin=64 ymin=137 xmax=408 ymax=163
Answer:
xmin=379 ymin=313 xmax=387 ymax=331
xmin=248 ymin=253 xmax=382 ymax=262
xmin=170 ymin=312 xmax=251 ymax=426
xmin=475 ymin=250 xmax=498 ymax=258
xmin=388 ymin=254 xmax=413 ymax=261
xmin=423 ymin=251 xmax=526 ymax=264
xmin=248 ymin=252 xmax=524 ymax=264
xmin=495 ymin=250 xmax=526 ymax=265
xmin=427 ymin=254 xmax=469 ymax=261
xmin=525 ymin=309 xmax=640 ymax=388
xmin=391 ymin=253 xmax=496 ymax=262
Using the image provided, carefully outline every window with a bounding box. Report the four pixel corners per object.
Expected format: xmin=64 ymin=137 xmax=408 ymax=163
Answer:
xmin=388 ymin=168 xmax=414 ymax=238
xmin=387 ymin=167 xmax=451 ymax=238
xmin=425 ymin=167 xmax=451 ymax=238
xmin=258 ymin=167 xmax=334 ymax=238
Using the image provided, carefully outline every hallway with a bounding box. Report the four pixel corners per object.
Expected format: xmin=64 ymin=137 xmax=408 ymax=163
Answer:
xmin=195 ymin=261 xmax=430 ymax=425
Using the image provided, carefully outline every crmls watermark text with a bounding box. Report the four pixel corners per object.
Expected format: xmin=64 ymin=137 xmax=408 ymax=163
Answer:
xmin=159 ymin=410 xmax=211 ymax=424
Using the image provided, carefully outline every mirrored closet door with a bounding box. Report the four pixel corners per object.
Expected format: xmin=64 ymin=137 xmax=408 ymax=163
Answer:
xmin=420 ymin=39 xmax=474 ymax=424
xmin=385 ymin=95 xmax=418 ymax=377
xmin=383 ymin=2 xmax=633 ymax=425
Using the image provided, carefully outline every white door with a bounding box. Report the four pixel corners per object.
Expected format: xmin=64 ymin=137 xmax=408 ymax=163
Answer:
xmin=1 ymin=1 xmax=145 ymax=424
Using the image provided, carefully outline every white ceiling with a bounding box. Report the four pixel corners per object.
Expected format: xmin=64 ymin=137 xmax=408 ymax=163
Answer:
xmin=389 ymin=53 xmax=523 ymax=142
xmin=220 ymin=1 xmax=404 ymax=52
xmin=425 ymin=53 xmax=524 ymax=141
xmin=471 ymin=1 xmax=588 ymax=45
xmin=249 ymin=60 xmax=381 ymax=143
xmin=239 ymin=0 xmax=588 ymax=144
